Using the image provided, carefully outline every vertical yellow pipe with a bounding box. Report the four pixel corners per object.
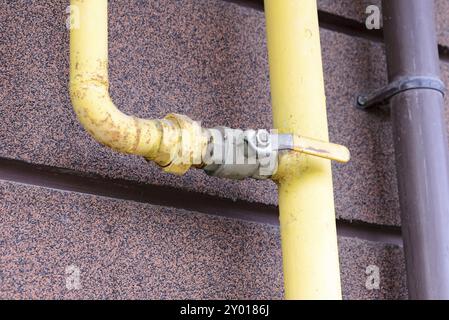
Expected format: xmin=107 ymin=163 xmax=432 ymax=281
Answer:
xmin=70 ymin=0 xmax=162 ymax=158
xmin=265 ymin=0 xmax=342 ymax=299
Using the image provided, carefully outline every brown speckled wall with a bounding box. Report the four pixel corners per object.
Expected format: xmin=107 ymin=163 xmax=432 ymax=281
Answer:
xmin=0 ymin=0 xmax=447 ymax=300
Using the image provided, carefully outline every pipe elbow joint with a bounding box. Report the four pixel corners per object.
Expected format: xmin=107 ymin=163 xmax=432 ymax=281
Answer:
xmin=69 ymin=78 xmax=161 ymax=157
xmin=69 ymin=79 xmax=207 ymax=176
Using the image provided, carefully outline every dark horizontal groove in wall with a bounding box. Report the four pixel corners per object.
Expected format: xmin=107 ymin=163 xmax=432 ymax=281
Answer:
xmin=0 ymin=158 xmax=278 ymax=225
xmin=318 ymin=11 xmax=383 ymax=42
xmin=0 ymin=157 xmax=402 ymax=246
xmin=226 ymin=0 xmax=449 ymax=64
xmin=223 ymin=0 xmax=263 ymax=11
xmin=224 ymin=0 xmax=383 ymax=42
xmin=337 ymin=220 xmax=402 ymax=247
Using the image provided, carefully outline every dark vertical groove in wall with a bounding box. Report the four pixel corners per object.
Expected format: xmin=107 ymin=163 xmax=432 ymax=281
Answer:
xmin=0 ymin=157 xmax=402 ymax=245
xmin=439 ymin=45 xmax=449 ymax=63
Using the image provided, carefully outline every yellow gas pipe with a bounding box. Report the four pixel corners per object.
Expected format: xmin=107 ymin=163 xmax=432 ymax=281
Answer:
xmin=265 ymin=0 xmax=342 ymax=299
xmin=70 ymin=0 xmax=345 ymax=300
xmin=69 ymin=0 xmax=208 ymax=175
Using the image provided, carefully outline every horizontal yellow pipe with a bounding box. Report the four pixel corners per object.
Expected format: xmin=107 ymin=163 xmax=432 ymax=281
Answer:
xmin=69 ymin=0 xmax=206 ymax=175
xmin=265 ymin=0 xmax=342 ymax=299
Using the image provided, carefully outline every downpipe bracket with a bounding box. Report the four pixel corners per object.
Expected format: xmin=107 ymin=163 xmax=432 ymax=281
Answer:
xmin=356 ymin=76 xmax=446 ymax=109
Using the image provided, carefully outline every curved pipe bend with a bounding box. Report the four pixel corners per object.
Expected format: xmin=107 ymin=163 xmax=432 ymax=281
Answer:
xmin=69 ymin=0 xmax=206 ymax=175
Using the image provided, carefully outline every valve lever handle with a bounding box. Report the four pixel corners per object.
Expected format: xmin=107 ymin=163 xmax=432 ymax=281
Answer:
xmin=292 ymin=135 xmax=350 ymax=163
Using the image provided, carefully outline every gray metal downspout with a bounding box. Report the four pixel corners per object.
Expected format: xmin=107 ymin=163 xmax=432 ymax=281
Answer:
xmin=382 ymin=0 xmax=449 ymax=299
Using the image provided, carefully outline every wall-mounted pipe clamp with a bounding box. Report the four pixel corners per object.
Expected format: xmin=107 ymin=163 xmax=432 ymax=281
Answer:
xmin=202 ymin=127 xmax=350 ymax=180
xmin=356 ymin=76 xmax=446 ymax=109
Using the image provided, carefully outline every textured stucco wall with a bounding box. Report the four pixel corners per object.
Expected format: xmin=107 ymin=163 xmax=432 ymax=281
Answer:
xmin=1 ymin=0 xmax=448 ymax=299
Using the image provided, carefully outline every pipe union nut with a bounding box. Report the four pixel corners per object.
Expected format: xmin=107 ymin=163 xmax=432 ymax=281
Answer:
xmin=154 ymin=113 xmax=207 ymax=175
